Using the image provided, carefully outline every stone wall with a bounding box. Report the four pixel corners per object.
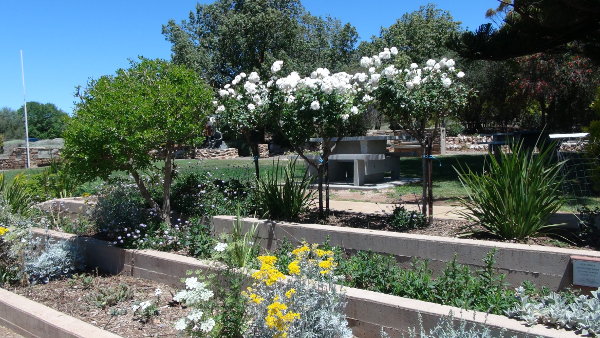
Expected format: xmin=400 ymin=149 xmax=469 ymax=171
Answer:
xmin=366 ymin=129 xmax=444 ymax=155
xmin=0 ymin=147 xmax=60 ymax=170
xmin=258 ymin=143 xmax=269 ymax=158
xmin=446 ymin=135 xmax=490 ymax=151
xmin=194 ymin=148 xmax=239 ymax=159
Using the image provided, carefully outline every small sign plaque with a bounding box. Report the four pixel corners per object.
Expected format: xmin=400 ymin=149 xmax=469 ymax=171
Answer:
xmin=572 ymin=256 xmax=600 ymax=288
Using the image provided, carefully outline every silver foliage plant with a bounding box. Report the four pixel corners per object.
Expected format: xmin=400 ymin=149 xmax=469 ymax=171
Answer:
xmin=399 ymin=313 xmax=513 ymax=338
xmin=507 ymin=286 xmax=600 ymax=336
xmin=24 ymin=238 xmax=84 ymax=284
xmin=244 ymin=245 xmax=352 ymax=337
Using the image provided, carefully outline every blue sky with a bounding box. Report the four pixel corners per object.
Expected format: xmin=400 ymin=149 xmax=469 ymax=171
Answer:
xmin=0 ymin=1 xmax=495 ymax=115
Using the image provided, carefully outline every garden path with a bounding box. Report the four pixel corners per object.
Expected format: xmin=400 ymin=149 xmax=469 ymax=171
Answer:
xmin=325 ymin=199 xmax=467 ymax=220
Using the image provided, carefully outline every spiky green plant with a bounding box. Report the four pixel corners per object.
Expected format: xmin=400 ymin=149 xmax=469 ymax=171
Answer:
xmin=0 ymin=174 xmax=34 ymax=216
xmin=456 ymin=143 xmax=565 ymax=240
xmin=255 ymin=158 xmax=314 ymax=221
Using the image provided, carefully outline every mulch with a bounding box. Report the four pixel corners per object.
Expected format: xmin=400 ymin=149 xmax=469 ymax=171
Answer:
xmin=9 ymin=274 xmax=187 ymax=338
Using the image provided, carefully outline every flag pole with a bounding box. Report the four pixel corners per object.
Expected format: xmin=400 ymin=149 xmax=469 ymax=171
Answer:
xmin=20 ymin=50 xmax=31 ymax=169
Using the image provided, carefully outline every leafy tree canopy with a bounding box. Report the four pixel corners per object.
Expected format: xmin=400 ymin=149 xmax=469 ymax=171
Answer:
xmin=453 ymin=0 xmax=600 ymax=62
xmin=162 ymin=0 xmax=358 ymax=86
xmin=16 ymin=102 xmax=69 ymax=139
xmin=358 ymin=4 xmax=461 ymax=66
xmin=0 ymin=107 xmax=25 ymax=140
xmin=64 ymin=58 xmax=214 ymax=223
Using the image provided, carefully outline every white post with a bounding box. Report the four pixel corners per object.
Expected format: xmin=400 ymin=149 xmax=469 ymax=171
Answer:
xmin=20 ymin=50 xmax=31 ymax=169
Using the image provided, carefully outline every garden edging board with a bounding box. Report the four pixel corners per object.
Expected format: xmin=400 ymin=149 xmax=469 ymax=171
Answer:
xmin=26 ymin=228 xmax=576 ymax=337
xmin=0 ymin=287 xmax=120 ymax=338
xmin=212 ymin=215 xmax=600 ymax=291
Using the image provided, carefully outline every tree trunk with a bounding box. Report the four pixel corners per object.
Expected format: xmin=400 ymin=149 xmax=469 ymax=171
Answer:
xmin=244 ymin=132 xmax=260 ymax=179
xmin=317 ymin=164 xmax=324 ymax=218
xmin=426 ymin=139 xmax=434 ymax=223
xmin=129 ymin=169 xmax=160 ymax=214
xmin=161 ymin=144 xmax=174 ymax=225
xmin=421 ymin=143 xmax=428 ymax=216
xmin=325 ymin=159 xmax=330 ymax=216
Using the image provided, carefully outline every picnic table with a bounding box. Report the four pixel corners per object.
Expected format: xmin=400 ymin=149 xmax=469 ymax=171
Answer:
xmin=307 ymin=136 xmax=402 ymax=186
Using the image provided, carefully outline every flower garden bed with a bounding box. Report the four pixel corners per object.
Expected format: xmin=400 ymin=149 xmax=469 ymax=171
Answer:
xmin=7 ymin=227 xmax=575 ymax=337
xmin=212 ymin=215 xmax=600 ymax=291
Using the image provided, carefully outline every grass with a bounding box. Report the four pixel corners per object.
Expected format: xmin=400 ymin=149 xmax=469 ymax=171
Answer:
xmin=390 ymin=154 xmax=600 ymax=212
xmin=390 ymin=154 xmax=488 ymax=202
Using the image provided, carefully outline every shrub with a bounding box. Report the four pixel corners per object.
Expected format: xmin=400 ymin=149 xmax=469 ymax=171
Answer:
xmin=337 ymin=249 xmax=521 ymax=315
xmin=0 ymin=173 xmax=34 ymax=216
xmin=170 ymin=172 xmax=253 ymax=218
xmin=24 ymin=160 xmax=81 ymax=201
xmin=24 ymin=238 xmax=84 ymax=284
xmin=507 ymin=287 xmax=600 ymax=336
xmin=444 ymin=118 xmax=465 ymax=137
xmin=244 ymin=244 xmax=352 ymax=337
xmin=457 ymin=143 xmax=565 ymax=240
xmin=91 ymin=179 xmax=157 ymax=247
xmin=389 ymin=205 xmax=428 ymax=231
xmin=254 ymin=159 xmax=314 ymax=221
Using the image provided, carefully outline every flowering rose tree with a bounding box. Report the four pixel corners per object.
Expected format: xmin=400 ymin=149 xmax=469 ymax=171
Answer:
xmin=215 ymin=70 xmax=271 ymax=178
xmin=366 ymin=49 xmax=470 ymax=221
xmin=269 ymin=63 xmax=370 ymax=216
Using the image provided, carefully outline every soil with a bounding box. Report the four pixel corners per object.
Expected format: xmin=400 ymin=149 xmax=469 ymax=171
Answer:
xmin=10 ymin=274 xmax=187 ymax=338
xmin=296 ymin=209 xmax=594 ymax=250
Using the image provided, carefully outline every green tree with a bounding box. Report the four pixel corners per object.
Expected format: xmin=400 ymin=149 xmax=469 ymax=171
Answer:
xmin=64 ymin=58 xmax=214 ymax=224
xmin=162 ymin=0 xmax=358 ymax=86
xmin=17 ymin=102 xmax=69 ymax=139
xmin=453 ymin=0 xmax=600 ymax=62
xmin=358 ymin=4 xmax=461 ymax=65
xmin=0 ymin=107 xmax=25 ymax=140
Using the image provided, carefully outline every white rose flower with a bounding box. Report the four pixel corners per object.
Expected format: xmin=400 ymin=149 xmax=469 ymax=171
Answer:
xmin=350 ymin=106 xmax=359 ymax=115
xmin=410 ymin=63 xmax=419 ymax=69
xmin=446 ymin=59 xmax=455 ymax=67
xmin=271 ymin=60 xmax=283 ymax=73
xmin=247 ymin=103 xmax=256 ymax=111
xmin=239 ymin=72 xmax=247 ymax=78
xmin=442 ymin=78 xmax=452 ymax=87
xmin=372 ymin=55 xmax=382 ymax=67
xmin=362 ymin=94 xmax=373 ymax=102
xmin=341 ymin=113 xmax=349 ymax=121
xmin=370 ymin=74 xmax=381 ymax=85
xmin=412 ymin=76 xmax=422 ymax=85
xmin=390 ymin=47 xmax=399 ymax=55
xmin=243 ymin=81 xmax=257 ymax=94
xmin=457 ymin=71 xmax=465 ymax=78
xmin=248 ymin=72 xmax=260 ymax=83
xmin=426 ymin=59 xmax=436 ymax=67
xmin=406 ymin=81 xmax=415 ymax=90
xmin=360 ymin=56 xmax=372 ymax=68
xmin=310 ymin=100 xmax=320 ymax=110
xmin=285 ymin=95 xmax=296 ymax=104
xmin=218 ymin=89 xmax=229 ymax=97
xmin=379 ymin=49 xmax=391 ymax=60
xmin=368 ymin=67 xmax=376 ymax=74
xmin=216 ymin=105 xmax=225 ymax=113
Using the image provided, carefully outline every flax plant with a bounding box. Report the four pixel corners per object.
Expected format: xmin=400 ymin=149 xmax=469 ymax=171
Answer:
xmin=457 ymin=143 xmax=565 ymax=240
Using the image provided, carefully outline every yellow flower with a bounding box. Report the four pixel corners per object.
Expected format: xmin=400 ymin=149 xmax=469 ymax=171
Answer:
xmin=258 ymin=255 xmax=278 ymax=266
xmin=249 ymin=293 xmax=265 ymax=304
xmin=252 ymin=264 xmax=285 ymax=286
xmin=291 ymin=244 xmax=310 ymax=257
xmin=265 ymin=300 xmax=300 ymax=334
xmin=318 ymin=258 xmax=334 ymax=270
xmin=285 ymin=289 xmax=296 ymax=299
xmin=288 ymin=260 xmax=300 ymax=275
xmin=0 ymin=227 xmax=9 ymax=236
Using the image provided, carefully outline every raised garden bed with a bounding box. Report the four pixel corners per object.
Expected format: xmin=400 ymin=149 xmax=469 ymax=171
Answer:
xmin=8 ymin=274 xmax=184 ymax=338
xmin=212 ymin=215 xmax=600 ymax=291
xmin=7 ymin=228 xmax=575 ymax=337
